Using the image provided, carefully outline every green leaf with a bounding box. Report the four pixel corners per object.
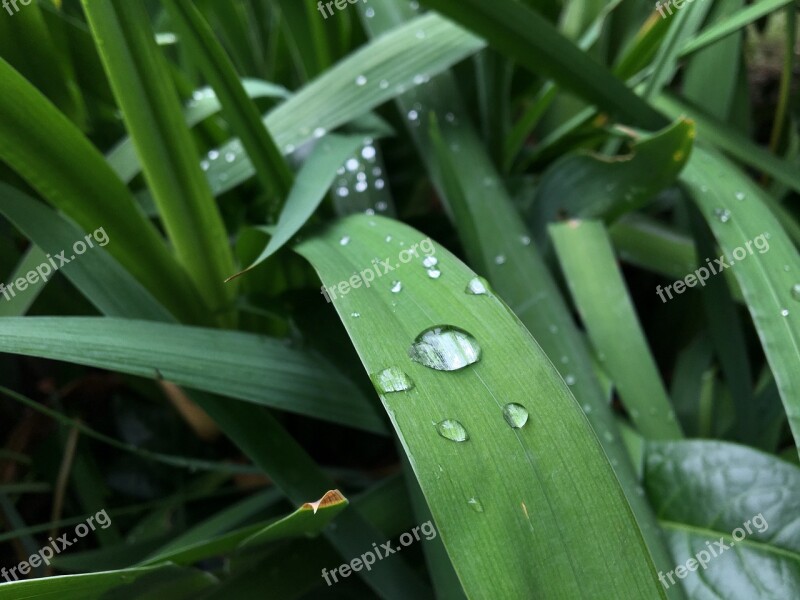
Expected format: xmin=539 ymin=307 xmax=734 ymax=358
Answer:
xmin=82 ymin=0 xmax=236 ymax=324
xmin=0 ymin=244 xmax=48 ymax=317
xmin=0 ymin=183 xmax=174 ymax=322
xmin=0 ymin=565 xmax=216 ymax=600
xmin=203 ymin=12 xmax=486 ymax=195
xmin=228 ymin=134 xmax=364 ymax=280
xmin=0 ymin=317 xmax=386 ymax=434
xmin=296 ymin=214 xmax=666 ymax=598
xmin=681 ymin=146 xmax=800 ymax=454
xmin=550 ymin=220 xmax=683 ymax=440
xmin=419 ymin=0 xmax=666 ymax=128
xmin=527 ymin=119 xmax=694 ymax=243
xmin=645 ymin=440 xmax=800 ymax=597
xmin=141 ymin=489 xmax=348 ymax=566
xmin=162 ymin=0 xmax=293 ymax=201
xmin=0 ymin=58 xmax=204 ymax=325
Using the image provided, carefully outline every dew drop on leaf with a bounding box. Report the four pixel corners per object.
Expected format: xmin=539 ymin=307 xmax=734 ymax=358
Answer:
xmin=467 ymin=497 xmax=484 ymax=512
xmin=502 ymin=403 xmax=529 ymax=429
xmin=791 ymin=284 xmax=800 ymax=301
xmin=391 ymin=281 xmax=403 ymax=293
xmin=465 ymin=277 xmax=489 ymax=295
xmin=423 ymin=256 xmax=438 ymax=268
xmin=409 ymin=326 xmax=481 ymax=371
xmin=339 ymin=236 xmax=350 ymax=246
xmin=427 ymin=269 xmax=441 ymax=279
xmin=436 ymin=419 xmax=468 ymax=442
xmin=371 ymin=367 xmax=414 ymax=393
xmin=713 ymin=208 xmax=731 ymax=223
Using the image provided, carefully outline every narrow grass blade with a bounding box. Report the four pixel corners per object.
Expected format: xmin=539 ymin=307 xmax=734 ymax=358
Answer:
xmin=82 ymin=0 xmax=236 ymax=323
xmin=296 ymin=214 xmax=666 ymax=598
xmin=0 ymin=58 xmax=204 ymax=324
xmin=141 ymin=490 xmax=347 ymax=566
xmin=681 ymin=146 xmax=800 ymax=454
xmin=0 ymin=245 xmax=48 ymax=317
xmin=550 ymin=220 xmax=683 ymax=439
xmin=0 ymin=317 xmax=385 ymax=434
xmin=163 ymin=0 xmax=293 ymax=201
xmin=228 ymin=134 xmax=364 ymax=280
xmin=420 ymin=0 xmax=665 ymax=128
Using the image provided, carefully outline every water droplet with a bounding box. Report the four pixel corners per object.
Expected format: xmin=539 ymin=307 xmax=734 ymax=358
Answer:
xmin=355 ymin=75 xmax=367 ymax=86
xmin=337 ymin=187 xmax=349 ymax=197
xmin=379 ymin=79 xmax=389 ymax=89
xmin=313 ymin=127 xmax=326 ymax=138
xmin=415 ymin=30 xmax=426 ymax=40
xmin=351 ymin=312 xmax=360 ymax=318
xmin=362 ymin=146 xmax=376 ymax=161
xmin=467 ymin=497 xmax=484 ymax=512
xmin=346 ymin=158 xmax=360 ymax=172
xmin=208 ymin=150 xmax=220 ymax=160
xmin=409 ymin=0 xmax=419 ymax=9
xmin=603 ymin=431 xmax=614 ymax=442
xmin=520 ymin=235 xmax=531 ymax=246
xmin=225 ymin=151 xmax=236 ymax=163
xmin=781 ymin=308 xmax=790 ymax=317
xmin=583 ymin=404 xmax=593 ymax=413
xmin=391 ymin=280 xmax=403 ymax=293
xmin=713 ymin=208 xmax=731 ymax=223
xmin=423 ymin=256 xmax=438 ymax=268
xmin=548 ymin=324 xmax=558 ymax=334
xmin=409 ymin=326 xmax=482 ymax=371
xmin=494 ymin=254 xmax=507 ymax=265
xmin=355 ymin=181 xmax=368 ymax=193
xmin=356 ymin=172 xmax=367 ymax=182
xmin=791 ymin=284 xmax=800 ymax=300
xmin=413 ymin=74 xmax=429 ymax=85
xmin=735 ymin=191 xmax=745 ymax=201
xmin=445 ymin=112 xmax=456 ymax=123
xmin=502 ymin=403 xmax=529 ymax=429
xmin=436 ymin=419 xmax=468 ymax=442
xmin=371 ymin=367 xmax=414 ymax=393
xmin=339 ymin=236 xmax=350 ymax=246
xmin=375 ymin=179 xmax=385 ymax=190
xmin=284 ymin=144 xmax=295 ymax=154
xmin=365 ymin=208 xmax=375 ymax=215
xmin=427 ymin=268 xmax=441 ymax=279
xmin=200 ymin=160 xmax=210 ymax=171
xmin=376 ymin=200 xmax=388 ymax=211
xmin=365 ymin=6 xmax=375 ymax=17
xmin=407 ymin=110 xmax=419 ymax=123
xmin=564 ymin=374 xmax=576 ymax=386
xmin=465 ymin=277 xmax=489 ymax=295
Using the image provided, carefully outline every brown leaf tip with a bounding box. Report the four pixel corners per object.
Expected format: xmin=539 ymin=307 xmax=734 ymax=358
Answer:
xmin=303 ymin=489 xmax=348 ymax=514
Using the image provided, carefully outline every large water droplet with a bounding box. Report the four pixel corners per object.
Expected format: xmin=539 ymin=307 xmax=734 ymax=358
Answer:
xmin=427 ymin=269 xmax=441 ymax=279
xmin=713 ymin=208 xmax=731 ymax=223
xmin=467 ymin=497 xmax=484 ymax=512
xmin=391 ymin=281 xmax=403 ymax=293
xmin=423 ymin=256 xmax=438 ymax=268
xmin=409 ymin=326 xmax=481 ymax=371
xmin=355 ymin=75 xmax=367 ymax=86
xmin=371 ymin=367 xmax=415 ymax=393
xmin=502 ymin=403 xmax=529 ymax=429
xmin=436 ymin=419 xmax=468 ymax=442
xmin=465 ymin=277 xmax=489 ymax=295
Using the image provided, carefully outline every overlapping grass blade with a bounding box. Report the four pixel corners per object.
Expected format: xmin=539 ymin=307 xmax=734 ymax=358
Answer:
xmin=0 ymin=317 xmax=385 ymax=434
xmin=82 ymin=0 xmax=236 ymax=324
xmin=296 ymin=214 xmax=665 ymax=598
xmin=550 ymin=220 xmax=683 ymax=439
xmin=682 ymin=146 xmax=800 ymax=454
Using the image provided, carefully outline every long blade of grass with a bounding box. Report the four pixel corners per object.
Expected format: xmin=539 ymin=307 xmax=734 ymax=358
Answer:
xmin=0 ymin=317 xmax=386 ymax=434
xmin=681 ymin=146 xmax=800 ymax=454
xmin=162 ymin=0 xmax=293 ymax=201
xmin=550 ymin=220 xmax=683 ymax=439
xmin=0 ymin=245 xmax=48 ymax=318
xmin=296 ymin=214 xmax=666 ymax=598
xmin=82 ymin=0 xmax=236 ymax=324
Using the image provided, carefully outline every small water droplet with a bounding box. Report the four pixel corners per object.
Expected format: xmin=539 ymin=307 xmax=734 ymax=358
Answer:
xmin=409 ymin=0 xmax=419 ymax=9
xmin=427 ymin=268 xmax=441 ymax=279
xmin=465 ymin=277 xmax=489 ymax=295
xmin=362 ymin=146 xmax=376 ymax=161
xmin=548 ymin=325 xmax=558 ymax=334
xmin=494 ymin=254 xmax=507 ymax=265
xmin=339 ymin=236 xmax=350 ymax=246
xmin=365 ymin=6 xmax=375 ymax=17
xmin=208 ymin=150 xmax=220 ymax=160
xmin=351 ymin=312 xmax=360 ymax=318
xmin=565 ymin=374 xmax=576 ymax=386
xmin=375 ymin=178 xmax=385 ymax=190
xmin=355 ymin=181 xmax=368 ymax=193
xmin=583 ymin=404 xmax=593 ymax=413
xmin=355 ymin=75 xmax=367 ymax=86
xmin=313 ymin=127 xmax=326 ymax=138
xmin=520 ymin=235 xmax=531 ymax=246
xmin=735 ymin=191 xmax=745 ymax=201
xmin=415 ymin=30 xmax=426 ymax=40
xmin=423 ymin=256 xmax=438 ymax=268
xmin=467 ymin=497 xmax=484 ymax=512
xmin=379 ymin=79 xmax=389 ymax=89
xmin=371 ymin=367 xmax=414 ymax=393
xmin=225 ymin=151 xmax=236 ymax=163
xmin=337 ymin=187 xmax=349 ymax=197
xmin=200 ymin=160 xmax=210 ymax=171
xmin=284 ymin=144 xmax=295 ymax=154
xmin=603 ymin=431 xmax=614 ymax=442
xmin=445 ymin=112 xmax=456 ymax=123
xmin=436 ymin=419 xmax=468 ymax=442
xmin=407 ymin=110 xmax=420 ymax=123
xmin=376 ymin=200 xmax=388 ymax=211
xmin=791 ymin=284 xmax=800 ymax=300
xmin=409 ymin=326 xmax=481 ymax=371
xmin=781 ymin=308 xmax=790 ymax=317
xmin=391 ymin=280 xmax=403 ymax=293
xmin=502 ymin=403 xmax=529 ymax=429
xmin=713 ymin=208 xmax=731 ymax=223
